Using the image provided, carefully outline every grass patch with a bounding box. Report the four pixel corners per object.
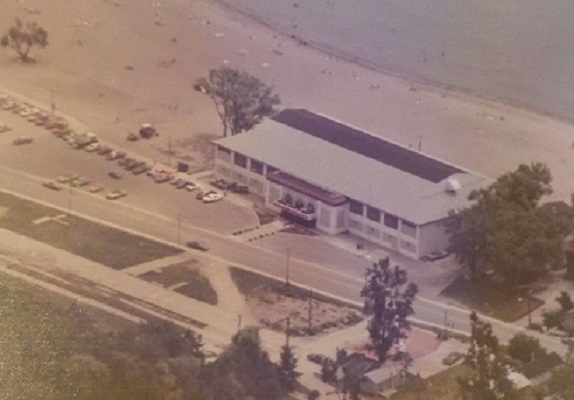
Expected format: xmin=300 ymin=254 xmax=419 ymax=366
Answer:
xmin=0 ymin=191 xmax=182 ymax=269
xmin=255 ymin=210 xmax=276 ymax=225
xmin=0 ymin=270 xmax=137 ymax=334
xmin=140 ymin=261 xmax=218 ymax=305
xmin=441 ymin=277 xmax=544 ymax=322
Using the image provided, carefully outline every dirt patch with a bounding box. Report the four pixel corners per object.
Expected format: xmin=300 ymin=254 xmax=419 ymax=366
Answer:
xmin=350 ymin=328 xmax=441 ymax=360
xmin=230 ymin=267 xmax=363 ymax=336
xmin=151 ymin=132 xmax=217 ymax=174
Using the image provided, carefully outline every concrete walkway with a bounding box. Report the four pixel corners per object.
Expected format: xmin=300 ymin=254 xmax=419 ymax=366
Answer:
xmin=123 ymin=252 xmax=192 ymax=276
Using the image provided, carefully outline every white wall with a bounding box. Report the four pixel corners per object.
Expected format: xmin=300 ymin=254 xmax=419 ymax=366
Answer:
xmin=418 ymin=218 xmax=450 ymax=256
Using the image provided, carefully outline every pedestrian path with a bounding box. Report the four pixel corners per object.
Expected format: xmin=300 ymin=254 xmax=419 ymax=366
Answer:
xmin=123 ymin=251 xmax=192 ymax=276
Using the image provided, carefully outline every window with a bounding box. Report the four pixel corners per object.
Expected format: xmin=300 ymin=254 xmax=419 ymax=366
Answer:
xmin=250 ymin=159 xmax=264 ymax=175
xmin=267 ymin=165 xmax=278 ymax=174
xmin=234 ymin=152 xmax=247 ymax=168
xmin=383 ymin=214 xmax=399 ymax=229
xmin=349 ymin=199 xmax=364 ymax=215
xmin=366 ymin=206 xmax=381 ymax=222
xmin=401 ymin=220 xmax=417 ymax=238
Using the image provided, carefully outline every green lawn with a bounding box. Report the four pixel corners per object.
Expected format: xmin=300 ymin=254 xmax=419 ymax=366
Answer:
xmin=0 ymin=191 xmax=182 ymax=269
xmin=441 ymin=277 xmax=544 ymax=322
xmin=140 ymin=261 xmax=218 ymax=305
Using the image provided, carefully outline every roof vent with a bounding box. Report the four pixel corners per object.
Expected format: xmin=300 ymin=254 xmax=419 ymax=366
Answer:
xmin=445 ymin=178 xmax=461 ymax=194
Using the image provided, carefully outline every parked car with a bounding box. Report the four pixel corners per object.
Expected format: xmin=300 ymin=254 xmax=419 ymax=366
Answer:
xmin=105 ymin=189 xmax=128 ymax=200
xmin=109 ymin=171 xmax=123 ymax=179
xmin=57 ymin=173 xmax=79 ymax=183
xmin=124 ymin=159 xmax=142 ymax=170
xmin=97 ymin=146 xmax=113 ymax=156
xmin=175 ymin=180 xmax=189 ymax=189
xmin=106 ymin=151 xmax=125 ymax=161
xmin=185 ymin=182 xmax=198 ymax=191
xmin=85 ymin=143 xmax=100 ymax=152
xmin=186 ymin=241 xmax=209 ymax=252
xmin=306 ymin=354 xmax=326 ymax=365
xmin=154 ymin=172 xmax=172 ymax=183
xmin=132 ymin=164 xmax=150 ymax=175
xmin=87 ymin=183 xmax=105 ymax=193
xmin=12 ymin=136 xmax=33 ymax=145
xmin=171 ymin=177 xmax=183 ymax=186
xmin=202 ymin=191 xmax=224 ymax=203
xmin=118 ymin=157 xmax=133 ymax=167
xmin=442 ymin=352 xmax=464 ymax=366
xmin=43 ymin=181 xmax=64 ymax=191
xmin=71 ymin=177 xmax=91 ymax=187
xmin=421 ymin=250 xmax=450 ymax=262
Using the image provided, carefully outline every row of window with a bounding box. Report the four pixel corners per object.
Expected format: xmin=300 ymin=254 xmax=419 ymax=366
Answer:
xmin=349 ymin=198 xmax=416 ymax=233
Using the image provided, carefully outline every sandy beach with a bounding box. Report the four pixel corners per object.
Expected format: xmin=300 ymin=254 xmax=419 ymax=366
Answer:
xmin=1 ymin=0 xmax=573 ymax=203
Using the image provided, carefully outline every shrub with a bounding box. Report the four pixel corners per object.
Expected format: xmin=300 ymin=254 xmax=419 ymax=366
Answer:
xmin=542 ymin=309 xmax=564 ymax=330
xmin=506 ymin=333 xmax=547 ymax=364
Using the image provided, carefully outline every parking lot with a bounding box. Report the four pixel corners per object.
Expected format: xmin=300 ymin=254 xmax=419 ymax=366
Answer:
xmin=0 ymin=99 xmax=259 ymax=235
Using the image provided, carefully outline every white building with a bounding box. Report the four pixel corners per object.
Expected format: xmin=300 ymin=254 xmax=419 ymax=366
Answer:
xmin=214 ymin=109 xmax=491 ymax=259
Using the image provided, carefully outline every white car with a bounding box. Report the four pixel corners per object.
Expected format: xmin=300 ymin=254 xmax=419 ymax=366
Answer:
xmin=185 ymin=182 xmax=199 ymax=192
xmin=105 ymin=189 xmax=128 ymax=200
xmin=202 ymin=191 xmax=223 ymax=203
xmin=85 ymin=143 xmax=100 ymax=152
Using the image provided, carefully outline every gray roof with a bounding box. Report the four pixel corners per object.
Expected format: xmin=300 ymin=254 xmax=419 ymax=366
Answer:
xmin=216 ymin=113 xmax=492 ymax=225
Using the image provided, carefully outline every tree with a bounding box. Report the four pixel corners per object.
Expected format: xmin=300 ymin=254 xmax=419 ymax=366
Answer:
xmin=506 ymin=333 xmax=546 ymax=364
xmin=200 ymin=327 xmax=286 ymax=400
xmin=194 ymin=67 xmax=280 ymax=137
xmin=458 ymin=312 xmax=517 ymax=400
xmin=546 ymin=360 xmax=574 ymax=400
xmin=447 ymin=163 xmax=574 ymax=285
xmin=360 ymin=257 xmax=418 ymax=362
xmin=555 ymin=291 xmax=574 ymax=313
xmin=1 ymin=18 xmax=48 ymax=62
xmin=277 ymin=344 xmax=301 ymax=392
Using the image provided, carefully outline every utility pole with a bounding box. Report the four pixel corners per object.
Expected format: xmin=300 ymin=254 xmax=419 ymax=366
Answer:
xmin=51 ymin=88 xmax=55 ymax=114
xmin=308 ymin=289 xmax=313 ymax=333
xmin=285 ymin=249 xmax=291 ymax=286
xmin=443 ymin=310 xmax=448 ymax=340
xmin=237 ymin=314 xmax=242 ymax=333
xmin=418 ymin=135 xmax=422 ymax=152
xmin=177 ymin=213 xmax=181 ymax=248
xmin=168 ymin=135 xmax=172 ymax=166
xmin=67 ymin=183 xmax=73 ymax=213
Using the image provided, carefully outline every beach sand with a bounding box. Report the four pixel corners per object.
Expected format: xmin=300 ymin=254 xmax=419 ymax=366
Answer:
xmin=1 ymin=0 xmax=573 ymax=202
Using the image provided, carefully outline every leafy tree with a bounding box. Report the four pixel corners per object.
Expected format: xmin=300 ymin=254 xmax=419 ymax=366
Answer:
xmin=200 ymin=326 xmax=287 ymax=400
xmin=458 ymin=312 xmax=517 ymax=400
xmin=447 ymin=163 xmax=574 ymax=285
xmin=546 ymin=360 xmax=574 ymax=400
xmin=194 ymin=67 xmax=280 ymax=136
xmin=277 ymin=344 xmax=300 ymax=392
xmin=506 ymin=333 xmax=546 ymax=364
xmin=555 ymin=291 xmax=574 ymax=313
xmin=1 ymin=18 xmax=48 ymax=62
xmin=542 ymin=309 xmax=563 ymax=330
xmin=360 ymin=257 xmax=418 ymax=362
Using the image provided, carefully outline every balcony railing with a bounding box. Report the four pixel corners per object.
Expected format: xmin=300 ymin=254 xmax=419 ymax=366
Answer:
xmin=273 ymin=200 xmax=316 ymax=221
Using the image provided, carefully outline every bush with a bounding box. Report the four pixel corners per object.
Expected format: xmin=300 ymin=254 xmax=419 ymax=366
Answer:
xmin=542 ymin=309 xmax=564 ymax=330
xmin=506 ymin=333 xmax=547 ymax=364
xmin=556 ymin=291 xmax=574 ymax=313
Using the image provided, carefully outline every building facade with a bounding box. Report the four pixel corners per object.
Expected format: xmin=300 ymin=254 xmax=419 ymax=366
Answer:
xmin=214 ymin=109 xmax=490 ymax=259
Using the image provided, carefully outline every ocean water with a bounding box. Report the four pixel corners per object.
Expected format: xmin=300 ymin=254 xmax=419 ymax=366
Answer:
xmin=219 ymin=0 xmax=574 ymax=122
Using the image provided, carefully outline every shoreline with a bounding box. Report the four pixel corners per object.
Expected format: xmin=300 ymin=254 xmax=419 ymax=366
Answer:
xmin=213 ymin=0 xmax=573 ymax=126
